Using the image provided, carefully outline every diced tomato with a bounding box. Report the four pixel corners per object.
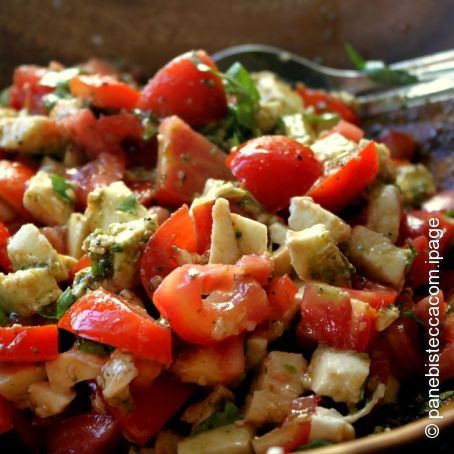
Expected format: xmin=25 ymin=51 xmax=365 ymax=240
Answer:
xmin=173 ymin=335 xmax=245 ymax=385
xmin=414 ymin=291 xmax=446 ymax=331
xmin=399 ymin=211 xmax=454 ymax=254
xmin=440 ymin=343 xmax=454 ymax=382
xmin=0 ymin=396 xmax=12 ymax=435
xmin=320 ymin=119 xmax=364 ymax=143
xmin=0 ymin=222 xmax=12 ymax=272
xmin=443 ymin=313 xmax=454 ymax=344
xmin=308 ymin=141 xmax=379 ymax=213
xmin=47 ymin=414 xmax=123 ymax=454
xmin=139 ymin=50 xmax=227 ymax=126
xmin=226 ymin=136 xmax=323 ymax=212
xmin=140 ymin=205 xmax=198 ymax=299
xmin=129 ymin=181 xmax=156 ymax=207
xmin=132 ymin=358 xmax=162 ymax=389
xmin=69 ymin=74 xmax=140 ymax=110
xmin=380 ymin=317 xmax=424 ymax=379
xmin=106 ymin=376 xmax=194 ymax=445
xmin=82 ymin=58 xmax=118 ymax=77
xmin=66 ymin=152 xmax=125 ymax=209
xmin=0 ymin=325 xmax=58 ymax=362
xmin=69 ymin=254 xmax=92 ymax=281
xmin=350 ymin=279 xmax=398 ymax=310
xmin=0 ymin=160 xmax=35 ymax=219
xmin=379 ymin=130 xmax=416 ymax=161
xmin=60 ymin=109 xmax=142 ymax=158
xmin=422 ymin=190 xmax=454 ymax=213
xmin=153 ymin=259 xmax=272 ymax=345
xmin=297 ymin=282 xmax=378 ymax=351
xmin=58 ymin=289 xmax=172 ymax=364
xmin=405 ymin=235 xmax=433 ymax=288
xmin=267 ymin=275 xmax=298 ymax=320
xmin=8 ymin=65 xmax=52 ymax=114
xmin=191 ymin=200 xmax=214 ymax=254
xmin=154 ymin=116 xmax=232 ymax=206
xmin=235 ymin=254 xmax=274 ymax=285
xmin=296 ymin=85 xmax=360 ymax=125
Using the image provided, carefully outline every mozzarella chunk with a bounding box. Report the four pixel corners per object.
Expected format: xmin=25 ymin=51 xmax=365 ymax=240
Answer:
xmin=253 ymin=71 xmax=304 ymax=132
xmin=270 ymin=245 xmax=292 ymax=277
xmin=46 ymin=349 xmax=107 ymax=391
xmin=85 ymin=181 xmax=148 ymax=231
xmin=288 ymin=196 xmax=351 ymax=244
xmin=286 ymin=224 xmax=353 ymax=286
xmin=309 ymin=346 xmax=370 ymax=404
xmin=231 ymin=213 xmax=267 ymax=256
xmin=366 ymin=184 xmax=401 ymax=243
xmin=245 ymin=351 xmax=307 ymax=426
xmin=99 ymin=350 xmax=138 ymax=405
xmin=309 ymin=407 xmax=355 ymax=442
xmin=28 ymin=381 xmax=76 ymax=418
xmin=209 ymin=198 xmax=239 ymax=264
xmin=395 ymin=163 xmax=436 ymax=206
xmin=83 ymin=216 xmax=156 ymax=291
xmin=268 ymin=222 xmax=289 ymax=246
xmin=67 ymin=213 xmax=90 ymax=259
xmin=7 ymin=223 xmax=69 ymax=280
xmin=279 ymin=113 xmax=314 ymax=145
xmin=311 ymin=133 xmax=357 ymax=163
xmin=347 ymin=225 xmax=412 ymax=289
xmin=23 ymin=171 xmax=74 ymax=226
xmin=178 ymin=424 xmax=253 ymax=454
xmin=375 ymin=306 xmax=400 ymax=332
xmin=0 ymin=363 xmax=46 ymax=406
xmin=0 ymin=268 xmax=61 ymax=315
xmin=0 ymin=116 xmax=61 ymax=154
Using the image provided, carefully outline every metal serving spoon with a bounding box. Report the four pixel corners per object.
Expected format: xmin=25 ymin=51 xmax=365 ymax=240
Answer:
xmin=212 ymin=44 xmax=454 ymax=117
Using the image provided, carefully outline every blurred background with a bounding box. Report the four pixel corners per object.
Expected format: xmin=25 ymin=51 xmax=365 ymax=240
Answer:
xmin=1 ymin=0 xmax=454 ymax=85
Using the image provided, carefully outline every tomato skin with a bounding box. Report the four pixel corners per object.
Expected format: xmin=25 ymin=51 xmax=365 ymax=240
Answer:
xmin=58 ymin=289 xmax=172 ymax=364
xmin=153 ymin=261 xmax=272 ymax=345
xmin=308 ymin=141 xmax=379 ymax=213
xmin=173 ymin=335 xmax=245 ymax=385
xmin=0 ymin=222 xmax=12 ymax=272
xmin=298 ymin=282 xmax=377 ymax=351
xmin=0 ymin=325 xmax=58 ymax=362
xmin=226 ymin=136 xmax=323 ymax=212
xmin=154 ymin=116 xmax=232 ymax=206
xmin=0 ymin=396 xmax=12 ymax=435
xmin=140 ymin=205 xmax=198 ymax=299
xmin=69 ymin=75 xmax=140 ymax=110
xmin=66 ymin=152 xmax=125 ymax=209
xmin=69 ymin=254 xmax=92 ymax=281
xmin=8 ymin=65 xmax=52 ymax=114
xmin=0 ymin=160 xmax=35 ymax=219
xmin=47 ymin=414 xmax=123 ymax=454
xmin=106 ymin=377 xmax=194 ymax=445
xmin=320 ymin=119 xmax=364 ymax=143
xmin=139 ymin=50 xmax=227 ymax=126
xmin=267 ymin=274 xmax=298 ymax=320
xmin=349 ymin=279 xmax=398 ymax=310
xmin=414 ymin=291 xmax=446 ymax=330
xmin=379 ymin=130 xmax=416 ymax=161
xmin=296 ymin=85 xmax=360 ymax=125
xmin=191 ymin=200 xmax=215 ymax=254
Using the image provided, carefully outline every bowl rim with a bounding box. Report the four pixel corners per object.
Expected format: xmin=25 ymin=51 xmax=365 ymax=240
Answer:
xmin=305 ymin=401 xmax=454 ymax=453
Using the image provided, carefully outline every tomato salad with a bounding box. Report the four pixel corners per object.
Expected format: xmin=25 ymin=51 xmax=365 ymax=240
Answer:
xmin=0 ymin=51 xmax=452 ymax=453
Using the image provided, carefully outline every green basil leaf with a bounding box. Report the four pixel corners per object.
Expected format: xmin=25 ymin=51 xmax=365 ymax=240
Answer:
xmin=77 ymin=338 xmax=113 ymax=356
xmin=0 ymin=308 xmax=8 ymax=327
xmin=91 ymin=257 xmax=112 ymax=279
xmin=38 ymin=303 xmax=58 ymax=320
xmin=400 ymin=310 xmax=425 ymax=326
xmin=56 ymin=287 xmax=76 ymax=319
xmin=116 ymin=194 xmax=138 ymax=214
xmin=420 ymin=390 xmax=454 ymax=415
xmin=345 ymin=43 xmax=418 ymax=86
xmin=50 ymin=174 xmax=73 ymax=203
xmin=446 ymin=210 xmax=454 ymax=218
xmin=192 ymin=401 xmax=241 ymax=436
xmin=0 ymin=88 xmax=10 ymax=108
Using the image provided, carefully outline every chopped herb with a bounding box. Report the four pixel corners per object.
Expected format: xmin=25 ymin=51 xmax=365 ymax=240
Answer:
xmin=0 ymin=88 xmax=9 ymax=107
xmin=57 ymin=287 xmax=76 ymax=318
xmin=235 ymin=230 xmax=242 ymax=239
xmin=111 ymin=243 xmax=124 ymax=253
xmin=116 ymin=194 xmax=138 ymax=214
xmin=304 ymin=112 xmax=340 ymax=128
xmin=76 ymin=338 xmax=113 ymax=356
xmin=91 ymin=258 xmax=111 ymax=279
xmin=133 ymin=109 xmax=159 ymax=141
xmin=0 ymin=308 xmax=8 ymax=326
xmin=191 ymin=401 xmax=240 ymax=436
xmin=446 ymin=210 xmax=454 ymax=219
xmin=400 ymin=310 xmax=424 ymax=326
xmin=345 ymin=43 xmax=418 ymax=86
xmin=420 ymin=390 xmax=454 ymax=415
xmin=296 ymin=439 xmax=333 ymax=451
xmin=38 ymin=303 xmax=58 ymax=320
xmin=283 ymin=363 xmax=297 ymax=374
xmin=50 ymin=174 xmax=73 ymax=203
